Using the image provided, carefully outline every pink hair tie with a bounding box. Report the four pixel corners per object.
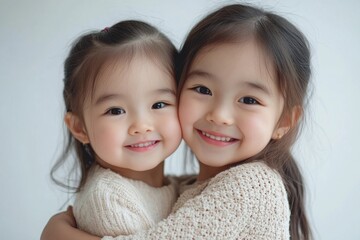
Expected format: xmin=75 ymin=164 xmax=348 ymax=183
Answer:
xmin=101 ymin=27 xmax=110 ymax=33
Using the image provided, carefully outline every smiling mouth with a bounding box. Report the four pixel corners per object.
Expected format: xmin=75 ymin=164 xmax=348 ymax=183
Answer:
xmin=199 ymin=130 xmax=236 ymax=142
xmin=128 ymin=141 xmax=158 ymax=148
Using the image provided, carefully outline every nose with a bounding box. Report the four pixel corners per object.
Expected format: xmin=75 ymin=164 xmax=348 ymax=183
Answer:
xmin=205 ymin=103 xmax=234 ymax=126
xmin=128 ymin=117 xmax=154 ymax=135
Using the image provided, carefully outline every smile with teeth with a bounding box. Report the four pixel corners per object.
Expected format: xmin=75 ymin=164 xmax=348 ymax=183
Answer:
xmin=200 ymin=131 xmax=234 ymax=142
xmin=129 ymin=141 xmax=157 ymax=148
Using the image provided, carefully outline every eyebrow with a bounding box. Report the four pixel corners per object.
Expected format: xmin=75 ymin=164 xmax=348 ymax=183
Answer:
xmin=154 ymin=87 xmax=176 ymax=96
xmin=187 ymin=70 xmax=214 ymax=81
xmin=187 ymin=69 xmax=271 ymax=95
xmin=243 ymin=81 xmax=271 ymax=95
xmin=95 ymin=93 xmax=124 ymax=105
xmin=95 ymin=88 xmax=176 ymax=105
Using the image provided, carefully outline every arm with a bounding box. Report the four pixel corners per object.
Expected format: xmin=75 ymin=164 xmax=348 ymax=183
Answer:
xmin=40 ymin=207 xmax=100 ymax=240
xmin=42 ymin=163 xmax=289 ymax=239
xmin=102 ymin=162 xmax=290 ymax=239
xmin=41 ymin=171 xmax=245 ymax=240
xmin=103 ymin=167 xmax=252 ymax=239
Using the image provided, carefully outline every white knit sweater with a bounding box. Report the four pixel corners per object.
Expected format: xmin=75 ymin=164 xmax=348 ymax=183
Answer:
xmin=102 ymin=161 xmax=290 ymax=239
xmin=73 ymin=165 xmax=178 ymax=237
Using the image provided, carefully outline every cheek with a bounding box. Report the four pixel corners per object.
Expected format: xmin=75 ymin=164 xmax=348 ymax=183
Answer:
xmin=179 ymin=95 xmax=199 ymax=130
xmin=239 ymin=113 xmax=276 ymax=140
xmin=90 ymin=121 xmax=123 ymax=152
xmin=161 ymin=113 xmax=182 ymax=138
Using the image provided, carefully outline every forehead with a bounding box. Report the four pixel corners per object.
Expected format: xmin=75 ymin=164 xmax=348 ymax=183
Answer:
xmin=195 ymin=40 xmax=272 ymax=71
xmin=189 ymin=41 xmax=277 ymax=91
xmin=92 ymin=54 xmax=176 ymax=98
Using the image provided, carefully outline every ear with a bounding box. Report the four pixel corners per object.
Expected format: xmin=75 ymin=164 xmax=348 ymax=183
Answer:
xmin=272 ymin=106 xmax=302 ymax=140
xmin=64 ymin=112 xmax=89 ymax=144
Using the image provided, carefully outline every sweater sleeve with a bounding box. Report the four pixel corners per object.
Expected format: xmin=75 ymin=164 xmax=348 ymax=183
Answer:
xmin=102 ymin=162 xmax=290 ymax=239
xmin=74 ymin=169 xmax=152 ymax=237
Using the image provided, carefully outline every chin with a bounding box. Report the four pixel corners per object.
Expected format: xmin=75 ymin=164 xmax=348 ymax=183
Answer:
xmin=135 ymin=162 xmax=163 ymax=172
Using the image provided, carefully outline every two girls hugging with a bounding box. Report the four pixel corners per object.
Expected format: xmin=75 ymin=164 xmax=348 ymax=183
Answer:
xmin=42 ymin=3 xmax=312 ymax=240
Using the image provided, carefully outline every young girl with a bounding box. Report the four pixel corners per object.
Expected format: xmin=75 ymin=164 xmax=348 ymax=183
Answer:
xmin=48 ymin=20 xmax=182 ymax=237
xmin=42 ymin=3 xmax=312 ymax=239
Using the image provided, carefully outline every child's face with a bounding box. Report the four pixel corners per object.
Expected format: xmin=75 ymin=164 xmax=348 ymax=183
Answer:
xmin=82 ymin=55 xmax=182 ymax=173
xmin=179 ymin=41 xmax=284 ymax=168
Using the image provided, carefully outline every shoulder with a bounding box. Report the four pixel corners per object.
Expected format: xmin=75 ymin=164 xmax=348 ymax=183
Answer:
xmin=85 ymin=165 xmax=136 ymax=190
xmin=170 ymin=162 xmax=290 ymax=238
xmin=77 ymin=165 xmax=178 ymax=207
xmin=207 ymin=161 xmax=290 ymax=238
xmin=204 ymin=161 xmax=288 ymax=209
xmin=74 ymin=165 xmax=146 ymax=219
xmin=73 ymin=167 xmax=156 ymax=236
xmin=212 ymin=161 xmax=284 ymax=189
xmin=75 ymin=165 xmax=141 ymax=207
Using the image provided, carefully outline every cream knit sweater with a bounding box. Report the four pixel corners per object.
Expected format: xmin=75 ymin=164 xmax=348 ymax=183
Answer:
xmin=102 ymin=161 xmax=290 ymax=239
xmin=73 ymin=165 xmax=178 ymax=237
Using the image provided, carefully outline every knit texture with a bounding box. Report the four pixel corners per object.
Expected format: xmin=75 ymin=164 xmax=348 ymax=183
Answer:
xmin=103 ymin=161 xmax=290 ymax=239
xmin=73 ymin=165 xmax=178 ymax=237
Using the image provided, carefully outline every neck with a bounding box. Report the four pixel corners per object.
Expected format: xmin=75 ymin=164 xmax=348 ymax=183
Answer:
xmin=197 ymin=162 xmax=232 ymax=182
xmin=97 ymin=160 xmax=165 ymax=187
xmin=124 ymin=163 xmax=165 ymax=187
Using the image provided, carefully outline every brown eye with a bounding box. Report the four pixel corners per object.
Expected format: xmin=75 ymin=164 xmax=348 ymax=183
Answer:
xmin=194 ymin=86 xmax=212 ymax=95
xmin=152 ymin=102 xmax=167 ymax=109
xmin=239 ymin=97 xmax=258 ymax=105
xmin=106 ymin=108 xmax=125 ymax=115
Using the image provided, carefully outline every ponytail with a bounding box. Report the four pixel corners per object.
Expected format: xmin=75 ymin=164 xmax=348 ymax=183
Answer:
xmin=280 ymin=153 xmax=312 ymax=240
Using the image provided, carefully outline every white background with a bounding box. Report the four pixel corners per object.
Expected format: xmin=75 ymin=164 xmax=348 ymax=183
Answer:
xmin=1 ymin=0 xmax=359 ymax=239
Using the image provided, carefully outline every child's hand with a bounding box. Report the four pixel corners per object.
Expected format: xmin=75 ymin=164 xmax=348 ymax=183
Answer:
xmin=63 ymin=206 xmax=77 ymax=227
xmin=41 ymin=206 xmax=100 ymax=240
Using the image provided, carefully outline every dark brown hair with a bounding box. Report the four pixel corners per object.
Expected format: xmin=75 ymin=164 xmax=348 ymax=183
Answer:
xmin=51 ymin=20 xmax=177 ymax=192
xmin=177 ymin=4 xmax=312 ymax=240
